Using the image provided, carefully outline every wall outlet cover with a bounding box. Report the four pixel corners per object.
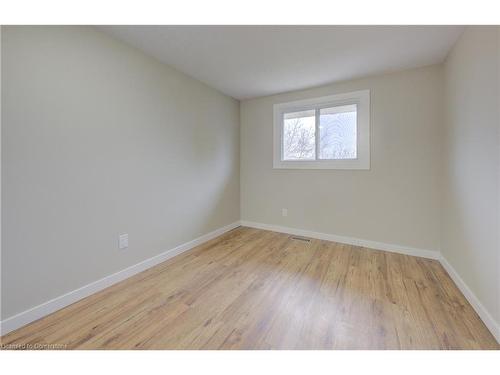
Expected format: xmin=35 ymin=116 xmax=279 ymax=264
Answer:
xmin=119 ymin=234 xmax=129 ymax=249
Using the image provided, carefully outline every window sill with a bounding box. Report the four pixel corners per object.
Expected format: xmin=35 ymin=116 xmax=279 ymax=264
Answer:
xmin=273 ymin=159 xmax=370 ymax=170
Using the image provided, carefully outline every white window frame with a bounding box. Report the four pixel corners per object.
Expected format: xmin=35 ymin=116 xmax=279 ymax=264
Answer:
xmin=273 ymin=89 xmax=370 ymax=170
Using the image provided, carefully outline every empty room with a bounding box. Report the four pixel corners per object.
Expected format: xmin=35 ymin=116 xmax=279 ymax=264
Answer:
xmin=1 ymin=9 xmax=500 ymax=365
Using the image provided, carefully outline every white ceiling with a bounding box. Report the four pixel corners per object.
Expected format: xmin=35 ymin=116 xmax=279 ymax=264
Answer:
xmin=100 ymin=26 xmax=464 ymax=100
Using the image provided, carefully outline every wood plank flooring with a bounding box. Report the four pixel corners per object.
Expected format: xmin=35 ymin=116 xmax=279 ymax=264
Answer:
xmin=1 ymin=227 xmax=498 ymax=349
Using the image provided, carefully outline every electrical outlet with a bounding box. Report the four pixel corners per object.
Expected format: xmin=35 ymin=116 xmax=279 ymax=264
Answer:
xmin=119 ymin=233 xmax=128 ymax=249
xmin=282 ymin=208 xmax=288 ymax=217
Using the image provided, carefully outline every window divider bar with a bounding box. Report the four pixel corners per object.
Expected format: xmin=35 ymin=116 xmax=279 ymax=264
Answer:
xmin=315 ymin=108 xmax=320 ymax=160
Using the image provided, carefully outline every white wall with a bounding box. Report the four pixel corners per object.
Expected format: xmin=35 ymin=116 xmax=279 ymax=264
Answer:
xmin=1 ymin=26 xmax=240 ymax=319
xmin=241 ymin=65 xmax=443 ymax=252
xmin=442 ymin=26 xmax=499 ymax=326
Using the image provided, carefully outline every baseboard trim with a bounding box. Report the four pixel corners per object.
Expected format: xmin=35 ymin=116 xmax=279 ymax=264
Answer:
xmin=439 ymin=254 xmax=500 ymax=344
xmin=0 ymin=221 xmax=241 ymax=336
xmin=241 ymin=220 xmax=499 ymax=344
xmin=3 ymin=220 xmax=498 ymax=345
xmin=240 ymin=220 xmax=440 ymax=259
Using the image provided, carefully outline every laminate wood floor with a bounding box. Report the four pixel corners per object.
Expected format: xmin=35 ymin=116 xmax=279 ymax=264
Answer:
xmin=1 ymin=227 xmax=498 ymax=349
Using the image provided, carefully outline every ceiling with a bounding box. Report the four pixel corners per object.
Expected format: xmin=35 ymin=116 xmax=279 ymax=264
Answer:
xmin=100 ymin=26 xmax=464 ymax=100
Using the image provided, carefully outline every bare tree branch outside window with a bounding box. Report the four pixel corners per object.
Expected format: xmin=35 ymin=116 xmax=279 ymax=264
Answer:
xmin=283 ymin=112 xmax=315 ymax=160
xmin=282 ymin=106 xmax=356 ymax=161
xmin=319 ymin=110 xmax=357 ymax=159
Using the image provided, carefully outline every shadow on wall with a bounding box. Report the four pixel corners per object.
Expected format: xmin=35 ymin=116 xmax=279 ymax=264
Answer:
xmin=441 ymin=169 xmax=500 ymax=323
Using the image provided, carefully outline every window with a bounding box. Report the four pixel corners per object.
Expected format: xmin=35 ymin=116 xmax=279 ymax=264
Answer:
xmin=273 ymin=90 xmax=370 ymax=169
xmin=283 ymin=109 xmax=316 ymax=160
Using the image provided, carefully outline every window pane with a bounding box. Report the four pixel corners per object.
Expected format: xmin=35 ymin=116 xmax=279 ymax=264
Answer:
xmin=283 ymin=109 xmax=316 ymax=160
xmin=319 ymin=104 xmax=357 ymax=159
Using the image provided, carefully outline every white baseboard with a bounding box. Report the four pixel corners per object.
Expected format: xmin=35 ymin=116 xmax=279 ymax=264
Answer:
xmin=241 ymin=220 xmax=499 ymax=344
xmin=240 ymin=220 xmax=440 ymax=259
xmin=0 ymin=221 xmax=241 ymax=336
xmin=3 ymin=219 xmax=498 ymax=345
xmin=439 ymin=255 xmax=500 ymax=344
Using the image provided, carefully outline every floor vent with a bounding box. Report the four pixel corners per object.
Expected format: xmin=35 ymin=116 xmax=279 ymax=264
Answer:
xmin=290 ymin=236 xmax=311 ymax=242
